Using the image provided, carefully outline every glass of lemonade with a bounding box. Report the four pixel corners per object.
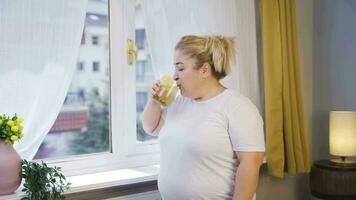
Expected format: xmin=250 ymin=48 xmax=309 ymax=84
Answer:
xmin=154 ymin=75 xmax=178 ymax=106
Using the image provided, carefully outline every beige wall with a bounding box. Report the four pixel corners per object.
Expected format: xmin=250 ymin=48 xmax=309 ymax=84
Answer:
xmin=256 ymin=0 xmax=313 ymax=199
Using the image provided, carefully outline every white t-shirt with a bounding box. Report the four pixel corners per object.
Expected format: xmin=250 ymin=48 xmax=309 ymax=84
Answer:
xmin=158 ymin=89 xmax=265 ymax=200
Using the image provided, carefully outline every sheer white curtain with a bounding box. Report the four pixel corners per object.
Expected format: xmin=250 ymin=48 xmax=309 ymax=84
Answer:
xmin=140 ymin=0 xmax=261 ymax=110
xmin=0 ymin=0 xmax=87 ymax=160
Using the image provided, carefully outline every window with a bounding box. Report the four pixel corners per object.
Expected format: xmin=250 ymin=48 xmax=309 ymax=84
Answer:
xmin=136 ymin=60 xmax=146 ymax=81
xmin=135 ymin=2 xmax=156 ymax=143
xmin=92 ymin=61 xmax=100 ymax=72
xmin=136 ymin=92 xmax=147 ymax=113
xmin=135 ymin=29 xmax=146 ymax=50
xmin=35 ymin=0 xmax=159 ymax=176
xmin=35 ymin=1 xmax=109 ymax=160
xmin=136 ymin=91 xmax=155 ymax=142
xmin=92 ymin=35 xmax=99 ymax=45
xmin=78 ymin=62 xmax=84 ymax=71
xmin=78 ymin=89 xmax=85 ymax=102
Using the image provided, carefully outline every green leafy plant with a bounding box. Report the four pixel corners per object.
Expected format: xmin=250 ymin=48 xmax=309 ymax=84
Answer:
xmin=0 ymin=114 xmax=24 ymax=144
xmin=20 ymin=160 xmax=71 ymax=200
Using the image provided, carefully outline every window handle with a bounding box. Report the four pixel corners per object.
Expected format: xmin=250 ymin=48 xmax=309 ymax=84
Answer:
xmin=127 ymin=39 xmax=138 ymax=65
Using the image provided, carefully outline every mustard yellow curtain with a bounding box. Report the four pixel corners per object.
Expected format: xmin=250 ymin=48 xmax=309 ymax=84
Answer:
xmin=260 ymin=0 xmax=311 ymax=178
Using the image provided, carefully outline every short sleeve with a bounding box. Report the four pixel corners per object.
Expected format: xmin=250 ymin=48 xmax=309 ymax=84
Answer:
xmin=227 ymin=100 xmax=265 ymax=152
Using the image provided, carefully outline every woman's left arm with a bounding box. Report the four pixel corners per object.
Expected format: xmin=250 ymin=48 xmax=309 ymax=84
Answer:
xmin=232 ymin=152 xmax=264 ymax=200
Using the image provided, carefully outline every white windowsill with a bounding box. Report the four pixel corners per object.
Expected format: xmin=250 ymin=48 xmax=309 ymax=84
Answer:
xmin=0 ymin=165 xmax=159 ymax=200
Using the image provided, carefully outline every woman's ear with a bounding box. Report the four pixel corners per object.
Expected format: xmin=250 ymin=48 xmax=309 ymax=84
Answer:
xmin=200 ymin=62 xmax=211 ymax=78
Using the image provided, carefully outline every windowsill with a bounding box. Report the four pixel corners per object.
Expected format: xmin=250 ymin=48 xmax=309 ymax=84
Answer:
xmin=0 ymin=165 xmax=159 ymax=200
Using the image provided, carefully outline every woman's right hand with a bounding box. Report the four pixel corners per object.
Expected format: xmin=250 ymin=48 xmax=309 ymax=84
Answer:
xmin=142 ymin=80 xmax=164 ymax=135
xmin=149 ymin=80 xmax=161 ymax=100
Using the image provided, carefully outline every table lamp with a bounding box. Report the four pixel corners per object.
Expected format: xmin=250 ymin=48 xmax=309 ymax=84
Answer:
xmin=329 ymin=111 xmax=356 ymax=166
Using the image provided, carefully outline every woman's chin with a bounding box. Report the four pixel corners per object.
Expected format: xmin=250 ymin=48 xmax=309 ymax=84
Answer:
xmin=178 ymin=88 xmax=184 ymax=95
xmin=180 ymin=92 xmax=191 ymax=98
xmin=179 ymin=89 xmax=190 ymax=98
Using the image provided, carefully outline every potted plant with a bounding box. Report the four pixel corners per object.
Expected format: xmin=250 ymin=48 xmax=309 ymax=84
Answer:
xmin=20 ymin=160 xmax=70 ymax=200
xmin=0 ymin=114 xmax=24 ymax=195
xmin=0 ymin=114 xmax=70 ymax=199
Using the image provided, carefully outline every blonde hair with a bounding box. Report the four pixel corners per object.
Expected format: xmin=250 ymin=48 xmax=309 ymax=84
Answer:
xmin=175 ymin=35 xmax=235 ymax=80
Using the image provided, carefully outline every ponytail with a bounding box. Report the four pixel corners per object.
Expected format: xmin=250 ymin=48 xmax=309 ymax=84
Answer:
xmin=175 ymin=35 xmax=235 ymax=80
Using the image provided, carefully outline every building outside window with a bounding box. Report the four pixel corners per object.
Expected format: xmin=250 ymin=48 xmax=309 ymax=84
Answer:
xmin=92 ymin=35 xmax=99 ymax=45
xmin=78 ymin=62 xmax=84 ymax=71
xmin=93 ymin=61 xmax=100 ymax=72
xmin=135 ymin=2 xmax=155 ymax=143
xmin=135 ymin=29 xmax=146 ymax=50
xmin=136 ymin=60 xmax=146 ymax=81
xmin=136 ymin=92 xmax=147 ymax=113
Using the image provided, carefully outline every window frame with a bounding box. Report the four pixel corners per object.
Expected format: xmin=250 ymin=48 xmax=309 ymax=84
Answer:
xmin=36 ymin=0 xmax=160 ymax=177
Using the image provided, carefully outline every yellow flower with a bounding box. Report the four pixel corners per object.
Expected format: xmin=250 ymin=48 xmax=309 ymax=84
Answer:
xmin=18 ymin=125 xmax=24 ymax=131
xmin=18 ymin=134 xmax=24 ymax=139
xmin=10 ymin=135 xmax=18 ymax=141
xmin=0 ymin=119 xmax=3 ymax=125
xmin=7 ymin=120 xmax=15 ymax=127
xmin=16 ymin=117 xmax=24 ymax=123
xmin=11 ymin=126 xmax=19 ymax=132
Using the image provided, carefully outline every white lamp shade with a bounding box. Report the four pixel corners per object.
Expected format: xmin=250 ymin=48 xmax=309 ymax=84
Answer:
xmin=330 ymin=111 xmax=356 ymax=156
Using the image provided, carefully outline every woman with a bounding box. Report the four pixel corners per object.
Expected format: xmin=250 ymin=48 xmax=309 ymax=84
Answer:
xmin=142 ymin=35 xmax=265 ymax=200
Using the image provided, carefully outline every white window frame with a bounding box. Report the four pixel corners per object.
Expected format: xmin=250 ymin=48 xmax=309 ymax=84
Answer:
xmin=36 ymin=0 xmax=160 ymax=177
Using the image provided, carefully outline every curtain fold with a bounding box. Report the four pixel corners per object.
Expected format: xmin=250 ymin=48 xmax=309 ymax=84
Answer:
xmin=260 ymin=0 xmax=311 ymax=178
xmin=140 ymin=0 xmax=262 ymax=110
xmin=0 ymin=0 xmax=87 ymax=160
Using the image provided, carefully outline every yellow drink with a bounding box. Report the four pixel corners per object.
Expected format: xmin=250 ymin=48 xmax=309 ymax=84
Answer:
xmin=154 ymin=75 xmax=178 ymax=106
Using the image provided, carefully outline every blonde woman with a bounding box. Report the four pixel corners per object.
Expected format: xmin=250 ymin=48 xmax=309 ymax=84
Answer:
xmin=142 ymin=35 xmax=265 ymax=200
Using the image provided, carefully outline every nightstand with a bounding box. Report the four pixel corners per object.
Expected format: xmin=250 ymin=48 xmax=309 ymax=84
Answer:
xmin=310 ymin=160 xmax=356 ymax=200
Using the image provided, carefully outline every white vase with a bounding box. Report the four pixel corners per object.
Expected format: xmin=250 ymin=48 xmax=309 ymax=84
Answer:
xmin=0 ymin=140 xmax=22 ymax=195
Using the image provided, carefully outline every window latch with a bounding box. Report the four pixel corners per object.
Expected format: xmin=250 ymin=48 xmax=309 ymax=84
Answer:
xmin=127 ymin=39 xmax=138 ymax=65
